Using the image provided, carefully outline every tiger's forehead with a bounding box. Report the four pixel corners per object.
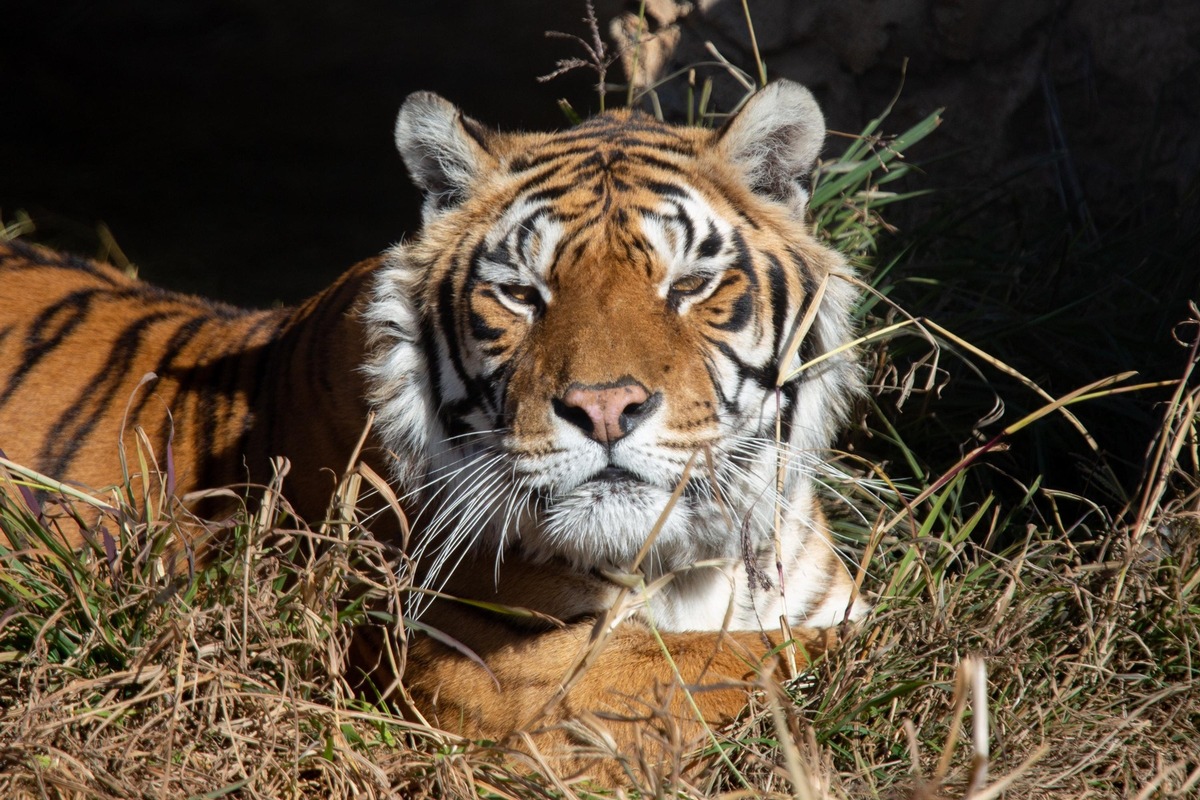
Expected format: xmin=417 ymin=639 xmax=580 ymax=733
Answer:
xmin=474 ymin=113 xmax=743 ymax=281
xmin=489 ymin=112 xmax=725 ymax=213
xmin=500 ymin=110 xmax=704 ymax=171
xmin=479 ymin=174 xmax=738 ymax=285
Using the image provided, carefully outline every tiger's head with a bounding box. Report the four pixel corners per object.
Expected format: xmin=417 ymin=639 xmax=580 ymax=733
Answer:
xmin=366 ymin=81 xmax=863 ymax=627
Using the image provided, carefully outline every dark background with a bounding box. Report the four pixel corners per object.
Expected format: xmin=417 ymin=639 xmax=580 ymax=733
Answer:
xmin=5 ymin=0 xmax=1196 ymax=313
xmin=1 ymin=1 xmax=616 ymax=305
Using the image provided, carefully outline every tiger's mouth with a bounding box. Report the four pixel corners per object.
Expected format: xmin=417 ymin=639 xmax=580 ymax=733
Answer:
xmin=530 ymin=457 xmax=715 ymax=515
xmin=590 ymin=465 xmax=640 ymax=483
xmin=531 ymin=464 xmax=653 ymax=502
xmin=520 ymin=465 xmax=734 ymax=572
xmin=581 ymin=463 xmax=711 ymax=500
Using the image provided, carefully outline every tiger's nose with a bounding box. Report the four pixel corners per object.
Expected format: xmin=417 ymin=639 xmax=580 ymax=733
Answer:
xmin=554 ymin=378 xmax=661 ymax=444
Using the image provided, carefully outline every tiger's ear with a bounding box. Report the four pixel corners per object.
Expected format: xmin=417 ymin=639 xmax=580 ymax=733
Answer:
xmin=717 ymin=80 xmax=826 ymax=218
xmin=395 ymin=92 xmax=494 ymax=219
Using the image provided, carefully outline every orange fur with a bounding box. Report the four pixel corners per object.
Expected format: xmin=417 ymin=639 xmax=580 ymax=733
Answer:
xmin=0 ymin=241 xmax=817 ymax=778
xmin=388 ymin=553 xmax=839 ymax=779
xmin=0 ymin=81 xmax=864 ymax=781
xmin=0 ymin=240 xmax=374 ymax=521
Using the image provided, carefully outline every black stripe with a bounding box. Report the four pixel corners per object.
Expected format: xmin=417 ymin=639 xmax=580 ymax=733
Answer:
xmin=437 ymin=264 xmax=490 ymax=421
xmin=550 ymin=214 xmax=606 ymax=272
xmin=605 ymin=227 xmax=651 ymax=278
xmin=580 ymin=151 xmax=606 ymax=171
xmin=37 ymin=310 xmax=181 ymax=478
xmin=239 ymin=315 xmax=295 ymax=465
xmin=531 ymin=118 xmax=682 ymax=147
xmin=789 ymin=249 xmax=820 ymax=364
xmin=469 ymin=309 xmax=503 ymax=341
xmin=216 ymin=313 xmax=287 ymax=483
xmin=440 ymin=398 xmax=477 ymax=438
xmin=480 ymin=341 xmax=508 ymax=357
xmin=777 ymin=380 xmax=800 ymax=444
xmin=522 ymin=183 xmax=571 ymax=205
xmin=712 ymin=290 xmax=752 ymax=332
xmin=667 ymin=202 xmax=695 ymax=251
xmin=702 ymin=355 xmax=739 ymax=415
xmin=627 ymin=151 xmax=688 ymax=176
xmin=464 ymin=244 xmax=508 ymax=345
xmin=504 ymin=161 xmax=574 ymax=198
xmin=730 ymin=230 xmax=759 ymax=288
xmin=513 ymin=207 xmax=553 ymax=257
xmin=0 ymin=288 xmax=119 ymax=407
xmin=510 ymin=145 xmax=597 ymax=172
xmin=628 ymin=204 xmax=675 ymax=220
xmin=129 ymin=314 xmax=209 ymax=426
xmin=767 ymin=255 xmax=789 ymax=361
xmin=418 ymin=309 xmax=445 ymax=431
xmin=698 ymin=223 xmax=723 ymax=259
xmin=562 ymin=164 xmax=605 ymax=187
xmin=709 ymin=339 xmax=775 ymax=391
xmin=2 ymin=239 xmax=120 ymax=283
xmin=714 ymin=274 xmax=741 ymax=292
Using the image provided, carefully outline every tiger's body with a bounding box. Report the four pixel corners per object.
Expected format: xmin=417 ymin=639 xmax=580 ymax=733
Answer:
xmin=0 ymin=81 xmax=865 ymax=777
xmin=0 ymin=242 xmax=374 ymax=516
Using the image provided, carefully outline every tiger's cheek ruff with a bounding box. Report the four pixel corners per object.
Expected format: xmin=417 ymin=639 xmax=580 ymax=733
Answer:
xmin=362 ymin=248 xmax=441 ymax=488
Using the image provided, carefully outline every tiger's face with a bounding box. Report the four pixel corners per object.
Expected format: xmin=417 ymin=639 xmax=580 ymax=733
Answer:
xmin=366 ymin=82 xmax=861 ymax=626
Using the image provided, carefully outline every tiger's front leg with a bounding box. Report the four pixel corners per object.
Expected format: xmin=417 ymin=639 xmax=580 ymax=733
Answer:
xmin=399 ymin=601 xmax=837 ymax=779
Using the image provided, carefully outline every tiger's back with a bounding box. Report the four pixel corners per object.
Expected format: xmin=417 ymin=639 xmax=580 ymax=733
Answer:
xmin=0 ymin=239 xmax=375 ymax=519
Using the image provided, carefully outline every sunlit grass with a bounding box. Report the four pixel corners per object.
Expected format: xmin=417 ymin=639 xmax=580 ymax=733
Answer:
xmin=3 ymin=17 xmax=1199 ymax=796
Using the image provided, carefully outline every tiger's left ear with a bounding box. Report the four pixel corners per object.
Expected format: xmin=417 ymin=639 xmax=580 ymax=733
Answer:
xmin=718 ymin=80 xmax=826 ymax=218
xmin=395 ymin=91 xmax=495 ymax=220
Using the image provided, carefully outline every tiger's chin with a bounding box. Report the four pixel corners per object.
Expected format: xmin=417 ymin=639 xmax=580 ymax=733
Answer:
xmin=525 ymin=478 xmax=717 ymax=574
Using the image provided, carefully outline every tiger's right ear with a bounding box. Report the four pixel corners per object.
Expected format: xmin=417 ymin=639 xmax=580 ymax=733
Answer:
xmin=717 ymin=80 xmax=826 ymax=218
xmin=395 ymin=92 xmax=494 ymax=219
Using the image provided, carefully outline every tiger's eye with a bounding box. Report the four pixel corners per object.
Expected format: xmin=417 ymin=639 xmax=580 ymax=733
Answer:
xmin=669 ymin=274 xmax=709 ymax=296
xmin=497 ymin=283 xmax=542 ymax=308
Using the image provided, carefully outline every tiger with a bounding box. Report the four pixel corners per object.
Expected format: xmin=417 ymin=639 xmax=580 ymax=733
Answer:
xmin=0 ymin=79 xmax=866 ymax=778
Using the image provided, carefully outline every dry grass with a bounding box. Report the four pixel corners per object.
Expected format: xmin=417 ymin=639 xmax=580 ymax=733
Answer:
xmin=2 ymin=289 xmax=1197 ymax=799
xmin=3 ymin=27 xmax=1198 ymax=794
xmin=2 ymin=350 xmax=1196 ymax=798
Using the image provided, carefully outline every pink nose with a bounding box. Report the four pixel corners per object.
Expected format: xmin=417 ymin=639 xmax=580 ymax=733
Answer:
xmin=557 ymin=379 xmax=658 ymax=444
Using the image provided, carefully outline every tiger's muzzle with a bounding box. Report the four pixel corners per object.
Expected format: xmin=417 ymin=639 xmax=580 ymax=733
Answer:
xmin=553 ymin=377 xmax=662 ymax=445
